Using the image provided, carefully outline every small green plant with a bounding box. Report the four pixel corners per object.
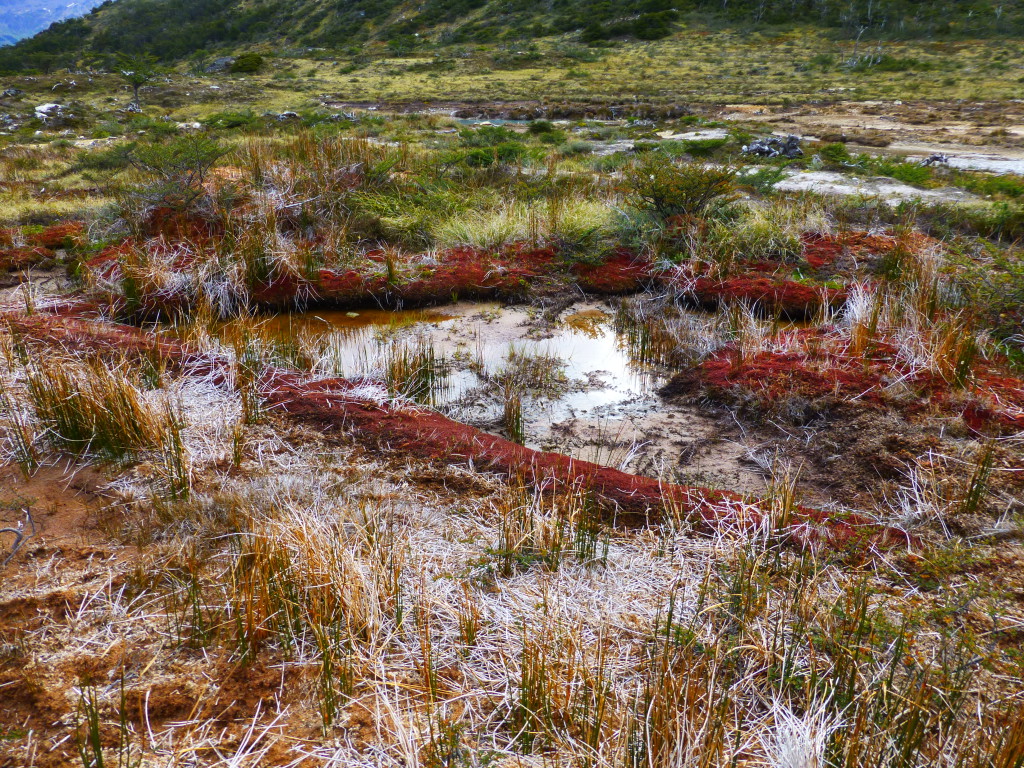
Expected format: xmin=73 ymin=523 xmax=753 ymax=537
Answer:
xmin=382 ymin=339 xmax=450 ymax=405
xmin=957 ymin=441 xmax=994 ymax=517
xmin=625 ymin=156 xmax=737 ymax=220
xmin=127 ymin=135 xmax=227 ymax=213
xmin=76 ymin=684 xmax=105 ymax=768
xmin=25 ymin=358 xmax=167 ymax=463
xmin=501 ymin=388 xmax=525 ymax=444
xmin=818 ymin=142 xmax=852 ymax=165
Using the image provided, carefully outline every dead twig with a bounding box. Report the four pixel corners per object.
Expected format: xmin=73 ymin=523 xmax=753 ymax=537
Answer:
xmin=1 ymin=507 xmax=35 ymax=566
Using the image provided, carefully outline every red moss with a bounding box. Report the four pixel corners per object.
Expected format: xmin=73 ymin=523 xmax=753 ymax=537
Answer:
xmin=27 ymin=222 xmax=86 ymax=250
xmin=683 ymin=331 xmax=1024 ymax=435
xmin=572 ymin=250 xmax=652 ymax=293
xmin=143 ymin=207 xmax=223 ymax=241
xmin=800 ymin=231 xmax=936 ymax=271
xmin=0 ymin=246 xmax=56 ymax=272
xmin=249 ymin=247 xmax=555 ymax=308
xmin=684 ymin=274 xmax=846 ymax=318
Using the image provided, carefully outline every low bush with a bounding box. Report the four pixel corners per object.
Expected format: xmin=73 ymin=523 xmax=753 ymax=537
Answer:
xmin=230 ymin=53 xmax=265 ymax=73
xmin=625 ymin=156 xmax=738 ymax=219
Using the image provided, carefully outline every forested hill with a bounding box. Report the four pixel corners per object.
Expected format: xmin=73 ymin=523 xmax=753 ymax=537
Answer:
xmin=2 ymin=0 xmax=1022 ymax=72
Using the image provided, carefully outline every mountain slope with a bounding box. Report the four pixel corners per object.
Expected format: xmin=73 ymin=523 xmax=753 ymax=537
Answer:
xmin=1 ymin=0 xmax=1022 ymax=72
xmin=0 ymin=0 xmax=104 ymax=45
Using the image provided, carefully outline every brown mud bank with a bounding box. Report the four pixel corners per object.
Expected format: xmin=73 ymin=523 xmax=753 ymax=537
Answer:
xmin=3 ymin=307 xmax=909 ymax=551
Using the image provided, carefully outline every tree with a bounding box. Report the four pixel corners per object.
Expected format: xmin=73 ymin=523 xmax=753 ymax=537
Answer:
xmin=116 ymin=53 xmax=158 ymax=110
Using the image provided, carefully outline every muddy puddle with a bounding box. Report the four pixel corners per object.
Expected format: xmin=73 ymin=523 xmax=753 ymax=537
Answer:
xmin=233 ymin=301 xmax=767 ymax=493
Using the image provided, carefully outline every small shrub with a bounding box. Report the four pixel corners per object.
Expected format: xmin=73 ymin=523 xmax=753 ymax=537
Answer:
xmin=201 ymin=110 xmax=263 ymax=130
xmin=625 ymin=156 xmax=738 ymax=219
xmin=230 ymin=53 xmax=264 ymax=73
xmin=464 ymin=142 xmax=527 ymax=167
xmin=739 ymin=166 xmax=787 ymax=195
xmin=558 ymin=140 xmax=593 ymax=156
xmin=460 ymin=125 xmax=519 ymax=148
xmin=876 ymin=160 xmax=932 ymax=186
xmin=818 ymin=142 xmax=852 ymax=165
xmin=127 ymin=134 xmax=227 ymax=213
xmin=681 ymin=138 xmax=729 ymax=157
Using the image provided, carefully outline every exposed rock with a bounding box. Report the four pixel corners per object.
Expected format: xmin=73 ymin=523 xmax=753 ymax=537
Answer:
xmin=204 ymin=56 xmax=236 ymax=73
xmin=33 ymin=103 xmax=72 ymax=127
xmin=743 ymin=134 xmax=803 ymax=158
xmin=656 ymin=128 xmax=729 ymax=141
xmin=34 ymin=103 xmax=63 ymax=118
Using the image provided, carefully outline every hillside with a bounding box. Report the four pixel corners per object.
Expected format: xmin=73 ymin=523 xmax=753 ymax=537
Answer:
xmin=2 ymin=0 xmax=1023 ymax=72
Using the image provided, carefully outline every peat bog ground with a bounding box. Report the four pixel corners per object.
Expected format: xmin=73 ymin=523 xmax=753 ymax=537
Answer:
xmin=0 ymin=83 xmax=1022 ymax=767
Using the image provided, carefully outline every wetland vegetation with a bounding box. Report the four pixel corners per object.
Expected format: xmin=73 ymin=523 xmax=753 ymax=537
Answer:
xmin=1 ymin=14 xmax=1024 ymax=767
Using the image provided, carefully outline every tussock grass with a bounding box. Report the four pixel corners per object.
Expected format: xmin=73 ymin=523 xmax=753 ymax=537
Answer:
xmin=24 ymin=356 xmax=167 ymax=463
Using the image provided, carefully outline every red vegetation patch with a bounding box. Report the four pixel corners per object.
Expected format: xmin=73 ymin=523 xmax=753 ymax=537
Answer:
xmin=0 ymin=222 xmax=84 ymax=271
xmin=143 ymin=207 xmax=224 ymax=241
xmin=572 ymin=250 xmax=652 ymax=294
xmin=0 ymin=246 xmax=56 ymax=272
xmin=1 ymin=308 xmax=908 ymax=552
xmin=27 ymin=222 xmax=86 ymax=250
xmin=801 ymin=231 xmax=936 ymax=271
xmin=88 ymin=240 xmax=657 ymax=315
xmin=684 ymin=273 xmax=846 ymax=318
xmin=677 ymin=329 xmax=1024 ymax=435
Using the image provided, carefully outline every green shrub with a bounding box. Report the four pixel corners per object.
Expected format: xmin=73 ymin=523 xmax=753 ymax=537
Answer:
xmin=739 ymin=166 xmax=787 ymax=195
xmin=558 ymin=140 xmax=593 ymax=156
xmin=626 ymin=157 xmax=738 ymax=219
xmin=538 ymin=130 xmax=567 ymax=145
xmin=127 ymin=115 xmax=178 ymax=137
xmin=201 ymin=110 xmax=263 ymax=130
xmin=875 ymin=160 xmax=932 ymax=186
xmin=464 ymin=142 xmax=527 ymax=167
xmin=818 ymin=142 xmax=852 ymax=165
xmin=126 ymin=135 xmax=227 ymax=212
xmin=683 ymin=138 xmax=728 ymax=157
xmin=954 ymin=172 xmax=1024 ymax=199
xmin=460 ymin=125 xmax=519 ymax=148
xmin=230 ymin=53 xmax=264 ymax=73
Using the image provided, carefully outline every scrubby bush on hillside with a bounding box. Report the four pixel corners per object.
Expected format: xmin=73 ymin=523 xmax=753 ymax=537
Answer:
xmin=230 ymin=52 xmax=265 ymax=73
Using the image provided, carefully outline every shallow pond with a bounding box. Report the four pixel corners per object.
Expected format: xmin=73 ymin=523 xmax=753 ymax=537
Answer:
xmin=224 ymin=301 xmax=767 ymax=492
